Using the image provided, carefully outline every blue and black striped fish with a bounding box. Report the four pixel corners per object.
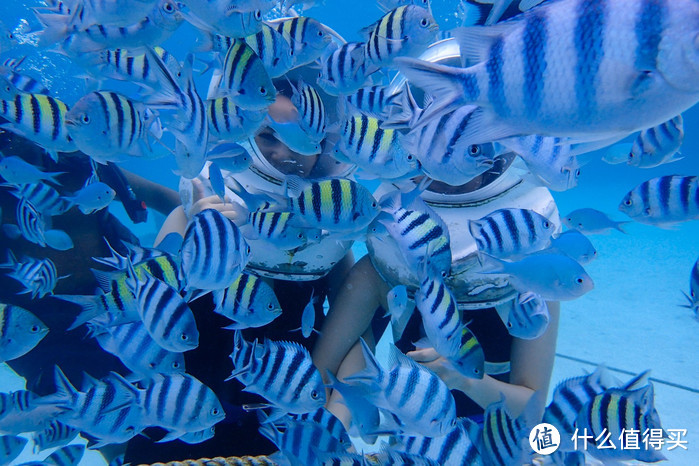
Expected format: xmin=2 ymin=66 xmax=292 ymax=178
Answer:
xmin=396 ymin=417 xmax=483 ymax=466
xmin=503 ymin=291 xmax=550 ymax=339
xmin=0 ymin=434 xmax=26 ymax=465
xmin=317 ymin=42 xmax=371 ymax=96
xmin=290 ymin=77 xmax=326 ymax=144
xmin=259 ymin=414 xmax=346 ymax=465
xmin=271 ymin=16 xmax=332 ymax=68
xmin=211 ymin=272 xmax=282 ymax=329
xmin=0 ymin=251 xmax=62 ymax=299
xmin=619 ymin=175 xmax=699 ymax=226
xmin=3 ymin=182 xmax=70 ymax=217
xmin=32 ymin=420 xmax=79 ymax=453
xmin=244 ymin=23 xmax=294 ymax=78
xmin=0 ymin=303 xmax=48 ymax=363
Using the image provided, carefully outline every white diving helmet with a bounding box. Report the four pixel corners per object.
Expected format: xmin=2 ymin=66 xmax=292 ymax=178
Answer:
xmin=366 ymin=38 xmax=562 ymax=310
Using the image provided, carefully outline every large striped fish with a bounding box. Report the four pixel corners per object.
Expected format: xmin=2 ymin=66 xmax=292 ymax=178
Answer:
xmin=65 ymin=91 xmax=158 ymax=164
xmin=244 ymin=24 xmax=294 ymax=78
xmin=0 ymin=93 xmax=77 ymax=161
xmin=290 ymin=77 xmax=326 ymax=144
xmin=141 ymin=374 xmax=225 ymax=442
xmin=618 ymin=175 xmax=699 ymax=226
xmin=468 ymin=207 xmax=556 ymax=259
xmin=317 ymin=42 xmax=372 ymax=97
xmin=344 ymin=339 xmax=456 ymax=437
xmin=211 ymin=272 xmax=282 ymax=329
xmin=0 ymin=303 xmax=49 ymax=363
xmin=181 ymin=208 xmax=250 ymax=293
xmin=229 ymin=338 xmax=326 ymax=414
xmin=363 ymin=5 xmax=439 ymax=68
xmin=398 ymin=0 xmax=699 ymax=144
xmin=3 ymin=183 xmax=70 ymax=217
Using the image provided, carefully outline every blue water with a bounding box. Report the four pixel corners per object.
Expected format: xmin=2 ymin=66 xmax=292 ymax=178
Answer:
xmin=0 ymin=1 xmax=698 ymax=465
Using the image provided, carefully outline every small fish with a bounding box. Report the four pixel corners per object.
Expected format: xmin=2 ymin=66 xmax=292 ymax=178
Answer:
xmin=3 ymin=183 xmax=70 ymax=217
xmin=363 ymin=5 xmax=439 ymax=68
xmin=544 ymin=229 xmax=597 ymax=265
xmin=386 ymin=284 xmax=414 ymax=342
xmin=181 ymin=208 xmax=251 ymax=292
xmin=65 ymin=181 xmax=116 ymax=215
xmin=8 ymin=198 xmax=50 ymax=247
xmin=0 ymin=303 xmax=49 ymax=363
xmin=0 ymin=21 xmax=18 ymax=55
xmin=294 ymin=288 xmax=318 ymax=338
xmin=0 ymin=67 xmax=49 ymax=99
xmin=271 ymin=16 xmax=333 ymax=68
xmin=395 ymin=417 xmax=483 ymax=465
xmin=344 ymin=338 xmax=456 ymax=437
xmin=208 ymin=97 xmax=267 ymax=143
xmin=141 ymin=374 xmax=225 ymax=442
xmin=65 ymin=91 xmax=158 ymax=163
xmin=468 ymin=208 xmax=556 ymax=259
xmin=562 ymin=207 xmax=628 ymax=234
xmin=503 ymin=291 xmax=549 ymax=339
xmin=180 ymin=1 xmax=263 ymax=38
xmin=396 ymin=0 xmax=699 ymax=146
xmin=244 ymin=24 xmax=294 ymax=78
xmin=290 ymin=77 xmax=326 ymax=144
xmin=0 ymin=390 xmax=64 ymax=435
xmin=91 ymin=320 xmax=186 ymax=378
xmin=214 ymin=39 xmax=276 ymax=110
xmin=37 ymin=444 xmax=85 ymax=466
xmin=627 ymin=115 xmax=684 ymax=168
xmin=265 ymin=117 xmax=322 ymax=156
xmin=88 ymin=46 xmax=181 ymax=93
xmin=46 ymin=0 xmax=159 ymax=28
xmin=293 ymin=407 xmax=352 ymax=449
xmin=415 ymin=276 xmax=484 ymax=378
xmin=339 ymin=84 xmax=404 ymax=119
xmin=576 ymin=384 xmax=665 ymax=463
xmin=618 ymin=175 xmax=699 ymax=226
xmin=0 ymin=252 xmax=62 ymax=299
xmin=324 ymin=372 xmax=380 ymax=444
xmin=0 ymin=435 xmax=27 ymax=465
xmin=0 ymin=94 xmax=77 ymax=161
xmin=681 ymin=256 xmax=699 ymax=315
xmin=243 ymin=209 xmax=322 ymax=250
xmin=317 ymin=42 xmax=371 ymax=96
xmin=285 ymin=176 xmax=381 ymax=235
xmin=32 ymin=420 xmax=78 ymax=453
xmin=229 ymin=337 xmax=326 ymax=414
xmin=479 ymin=252 xmax=594 ymax=301
xmin=179 ymin=426 xmax=215 ymax=444
xmin=0 ymin=156 xmax=64 ymax=185
xmin=259 ymin=415 xmax=346 ymax=466
xmin=212 ymin=272 xmax=282 ymax=329
xmin=334 ymin=113 xmax=418 ymax=180
xmin=208 ymin=161 xmax=226 ymax=202
xmin=126 ymin=262 xmax=199 ymax=353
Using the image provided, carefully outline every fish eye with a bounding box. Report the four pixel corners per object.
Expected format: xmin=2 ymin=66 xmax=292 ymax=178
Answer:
xmin=441 ymin=271 xmax=448 ymax=278
xmin=624 ymin=199 xmax=632 ymax=206
xmin=267 ymin=303 xmax=274 ymax=310
xmin=474 ymin=368 xmax=480 ymax=374
xmin=507 ymin=322 xmax=513 ymax=328
xmin=81 ymin=114 xmax=90 ymax=124
xmin=211 ymin=407 xmax=219 ymax=415
xmin=6 ymin=32 xmax=13 ymax=40
xmin=576 ymin=278 xmax=584 ymax=284
xmin=575 ymin=169 xmax=581 ymax=176
xmin=254 ymin=9 xmax=262 ymax=20
xmin=468 ymin=144 xmax=481 ymax=155
xmin=407 ymin=154 xmax=414 ymax=160
xmin=149 ymin=362 xmax=156 ymax=368
xmin=246 ymin=246 xmax=251 ymax=254
xmin=297 ymin=232 xmax=304 ymax=239
xmin=420 ymin=18 xmax=429 ymax=27
xmin=317 ymin=29 xmax=324 ymax=37
xmin=163 ymin=2 xmax=174 ymax=12
xmin=30 ymin=325 xmax=40 ymax=332
xmin=172 ymin=361 xmax=180 ymax=368
xmin=259 ymin=86 xmax=267 ymax=95
xmin=371 ymin=201 xmax=378 ymax=208
xmin=310 ymin=390 xmax=319 ymax=399
xmin=543 ymin=221 xmax=551 ymax=228
xmin=181 ymin=333 xmax=188 ymax=340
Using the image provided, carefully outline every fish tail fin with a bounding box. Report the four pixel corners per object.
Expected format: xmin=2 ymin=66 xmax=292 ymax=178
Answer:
xmin=53 ymin=293 xmax=104 ymax=330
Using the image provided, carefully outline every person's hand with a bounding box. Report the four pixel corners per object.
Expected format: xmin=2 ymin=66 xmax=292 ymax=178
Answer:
xmin=187 ymin=178 xmax=247 ymax=226
xmin=407 ymin=347 xmax=468 ymax=391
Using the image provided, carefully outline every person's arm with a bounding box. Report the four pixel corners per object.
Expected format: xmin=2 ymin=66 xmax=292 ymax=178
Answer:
xmin=409 ymin=301 xmax=560 ymax=418
xmin=121 ymin=169 xmax=181 ymax=216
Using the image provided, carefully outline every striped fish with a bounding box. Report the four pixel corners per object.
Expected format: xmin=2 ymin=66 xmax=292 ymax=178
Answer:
xmin=374 ymin=449 xmax=440 ymax=466
xmin=244 ymin=24 xmax=294 ymax=78
xmin=41 ymin=369 xmax=143 ymax=446
xmin=681 ymin=256 xmax=699 ymax=314
xmin=0 ymin=390 xmax=63 ymax=435
xmin=503 ymin=291 xmax=549 ymax=339
xmin=575 ymin=384 xmax=665 ymax=463
xmin=285 ymin=176 xmax=381 ymax=234
xmin=211 ymin=272 xmax=282 ymax=329
xmin=398 ymin=0 xmax=699 ymax=144
xmin=344 ymin=339 xmax=456 ymax=437
xmin=90 ymin=46 xmax=181 ymax=92
xmin=13 ymin=198 xmax=48 ymax=246
xmin=181 ymin=208 xmax=250 ymax=292
xmin=0 ymin=252 xmax=61 ymax=299
xmin=0 ymin=435 xmax=26 ymax=465
xmin=333 ymin=113 xmax=418 ymax=180
xmin=141 ymin=374 xmax=225 ymax=442
xmin=468 ymin=208 xmax=556 ymax=259
xmin=92 ymin=321 xmax=186 ymax=378
xmin=37 ymin=0 xmax=184 ymax=54
xmin=37 ymin=444 xmax=85 ymax=466
xmin=340 ymin=84 xmax=404 ymax=119
xmin=293 ymin=407 xmax=352 ymax=450
xmin=180 ymin=1 xmax=262 ymax=38
xmin=207 ymin=96 xmax=266 ymax=143
xmin=0 ymin=303 xmax=49 ymax=363
xmin=231 ymin=338 xmax=326 ymax=414
xmin=32 ymin=420 xmax=79 ymax=452
xmin=228 ymin=330 xmax=256 ymax=385
xmin=396 ymin=418 xmax=483 ymax=466
xmin=271 ymin=16 xmax=333 ymax=68
xmin=144 ymin=50 xmax=208 ymax=179
xmin=290 ymin=77 xmax=326 ymax=144
xmin=0 ymin=93 xmax=77 ymax=161
xmin=363 ymin=5 xmax=438 ymax=68
xmin=618 ymin=175 xmax=699 ymax=226
xmin=213 ymin=39 xmax=276 ymax=110
xmin=244 ymin=210 xmax=321 ymax=250
xmin=65 ymin=91 xmax=157 ymax=163
xmin=259 ymin=415 xmax=346 ymax=465
xmin=44 ymin=0 xmax=159 ymax=28
xmin=93 ymin=253 xmax=184 ymax=294
xmin=3 ymin=183 xmax=70 ymax=216
xmin=0 ymin=64 xmax=49 ymax=97
xmin=373 ymin=188 xmax=451 ymax=279
xmin=127 ymin=265 xmax=199 ymax=352
xmin=479 ymin=396 xmax=534 ymax=466
xmin=415 ymin=276 xmax=485 ymax=378
xmin=317 ymin=42 xmax=371 ymax=96
xmin=628 ymin=115 xmax=684 ymax=168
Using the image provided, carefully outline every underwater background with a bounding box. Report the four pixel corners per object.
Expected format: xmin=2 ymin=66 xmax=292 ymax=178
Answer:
xmin=0 ymin=0 xmax=697 ymax=464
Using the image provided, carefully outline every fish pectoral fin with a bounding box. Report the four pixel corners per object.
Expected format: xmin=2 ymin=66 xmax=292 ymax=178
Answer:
xmin=630 ymin=70 xmax=658 ymax=98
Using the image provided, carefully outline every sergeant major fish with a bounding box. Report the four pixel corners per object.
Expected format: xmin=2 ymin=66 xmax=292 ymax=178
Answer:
xmin=0 ymin=303 xmax=49 ymax=363
xmin=618 ymin=175 xmax=699 ymax=227
xmin=212 ymin=272 xmax=282 ymax=329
